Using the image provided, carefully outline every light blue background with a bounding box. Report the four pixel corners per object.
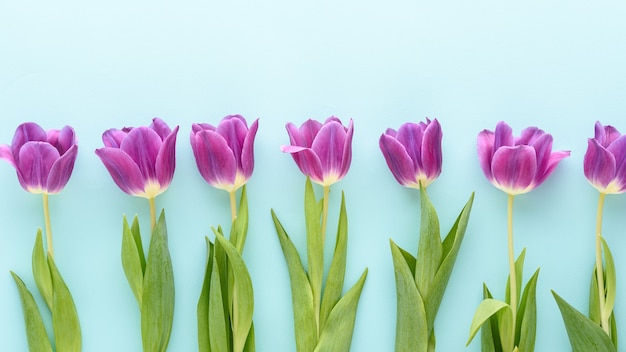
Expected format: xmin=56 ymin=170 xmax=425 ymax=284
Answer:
xmin=1 ymin=0 xmax=626 ymax=350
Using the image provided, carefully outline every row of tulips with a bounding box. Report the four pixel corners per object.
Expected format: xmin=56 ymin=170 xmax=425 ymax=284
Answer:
xmin=0 ymin=116 xmax=623 ymax=351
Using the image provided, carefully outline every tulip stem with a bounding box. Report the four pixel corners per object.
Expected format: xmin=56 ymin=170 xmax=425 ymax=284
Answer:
xmin=321 ymin=185 xmax=330 ymax=247
xmin=595 ymin=192 xmax=610 ymax=335
xmin=229 ymin=190 xmax=237 ymax=221
xmin=507 ymin=194 xmax=517 ymax=327
xmin=149 ymin=197 xmax=156 ymax=230
xmin=42 ymin=193 xmax=54 ymax=258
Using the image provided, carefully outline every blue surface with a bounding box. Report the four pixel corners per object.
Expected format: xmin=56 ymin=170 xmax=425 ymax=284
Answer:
xmin=1 ymin=1 xmax=626 ymax=350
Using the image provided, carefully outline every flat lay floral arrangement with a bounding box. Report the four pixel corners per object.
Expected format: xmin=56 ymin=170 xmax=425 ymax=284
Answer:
xmin=0 ymin=115 xmax=624 ymax=352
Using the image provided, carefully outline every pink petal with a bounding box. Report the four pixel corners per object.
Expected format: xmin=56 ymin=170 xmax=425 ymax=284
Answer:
xmin=607 ymin=135 xmax=626 ymax=191
xmin=12 ymin=123 xmax=47 ymax=160
xmin=150 ymin=118 xmax=173 ymax=141
xmin=493 ymin=121 xmax=514 ymax=149
xmin=379 ymin=133 xmax=417 ymax=187
xmin=311 ymin=121 xmax=347 ymax=181
xmin=477 ymin=129 xmax=495 ymax=181
xmin=339 ymin=119 xmax=354 ymax=180
xmin=240 ymin=118 xmax=259 ymax=179
xmin=217 ymin=115 xmax=248 ymax=168
xmin=17 ymin=142 xmax=60 ymax=193
xmin=584 ymin=139 xmax=616 ymax=190
xmin=536 ymin=150 xmax=570 ymax=187
xmin=516 ymin=127 xmax=544 ymax=145
xmin=95 ymin=148 xmax=146 ymax=196
xmin=156 ymin=126 xmax=178 ymax=190
xmin=0 ymin=144 xmax=16 ymax=168
xmin=54 ymin=126 xmax=76 ymax=155
xmin=527 ymin=133 xmax=553 ymax=179
xmin=47 ymin=144 xmax=78 ymax=194
xmin=420 ymin=119 xmax=442 ymax=179
xmin=396 ymin=123 xmax=425 ymax=170
xmin=120 ymin=127 xmax=162 ymax=181
xmin=102 ymin=129 xmax=128 ymax=148
xmin=192 ymin=123 xmax=215 ymax=134
xmin=191 ymin=130 xmax=236 ymax=187
xmin=491 ymin=145 xmax=537 ymax=194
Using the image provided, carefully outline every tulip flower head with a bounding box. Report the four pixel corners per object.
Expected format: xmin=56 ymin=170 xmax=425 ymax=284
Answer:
xmin=379 ymin=118 xmax=442 ymax=189
xmin=190 ymin=115 xmax=259 ymax=193
xmin=282 ymin=116 xmax=353 ymax=186
xmin=0 ymin=122 xmax=78 ymax=194
xmin=95 ymin=118 xmax=178 ymax=199
xmin=584 ymin=121 xmax=626 ymax=194
xmin=477 ymin=121 xmax=570 ymax=195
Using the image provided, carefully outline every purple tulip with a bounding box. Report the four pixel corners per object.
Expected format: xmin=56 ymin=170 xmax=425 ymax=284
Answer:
xmin=584 ymin=121 xmax=626 ymax=194
xmin=190 ymin=115 xmax=259 ymax=192
xmin=379 ymin=118 xmax=442 ymax=189
xmin=477 ymin=121 xmax=570 ymax=195
xmin=0 ymin=122 xmax=78 ymax=194
xmin=281 ymin=116 xmax=353 ymax=186
xmin=95 ymin=118 xmax=179 ymax=199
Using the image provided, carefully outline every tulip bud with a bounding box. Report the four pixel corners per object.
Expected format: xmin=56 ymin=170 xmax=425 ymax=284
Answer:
xmin=584 ymin=121 xmax=626 ymax=194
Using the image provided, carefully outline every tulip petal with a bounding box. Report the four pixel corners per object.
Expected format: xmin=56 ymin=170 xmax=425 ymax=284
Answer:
xmin=281 ymin=145 xmax=324 ymax=184
xmin=584 ymin=139 xmax=616 ymax=191
xmin=494 ymin=121 xmax=514 ymax=149
xmin=95 ymin=148 xmax=146 ymax=196
xmin=491 ymin=145 xmax=537 ymax=194
xmin=595 ymin=121 xmax=621 ymax=147
xmin=339 ymin=119 xmax=354 ymax=180
xmin=421 ymin=119 xmax=442 ymax=179
xmin=120 ymin=128 xmax=162 ymax=181
xmin=516 ymin=127 xmax=544 ymax=146
xmin=17 ymin=142 xmax=60 ymax=193
xmin=47 ymin=145 xmax=78 ymax=194
xmin=397 ymin=123 xmax=425 ymax=171
xmin=191 ymin=130 xmax=236 ymax=188
xmin=102 ymin=129 xmax=128 ymax=148
xmin=312 ymin=121 xmax=346 ymax=182
xmin=477 ymin=130 xmax=495 ymax=181
xmin=12 ymin=123 xmax=47 ymax=159
xmin=217 ymin=115 xmax=248 ymax=169
xmin=240 ymin=119 xmax=259 ymax=179
xmin=288 ymin=120 xmax=323 ymax=148
xmin=156 ymin=126 xmax=178 ymax=190
xmin=379 ymin=134 xmax=417 ymax=187
xmin=150 ymin=118 xmax=173 ymax=141
xmin=537 ymin=150 xmax=570 ymax=187
xmin=527 ymin=133 xmax=553 ymax=180
xmin=191 ymin=123 xmax=215 ymax=134
xmin=0 ymin=144 xmax=16 ymax=168
xmin=55 ymin=126 xmax=76 ymax=155
xmin=607 ymin=135 xmax=626 ymax=192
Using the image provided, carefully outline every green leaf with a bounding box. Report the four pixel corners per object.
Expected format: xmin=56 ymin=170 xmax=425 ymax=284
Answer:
xmin=516 ymin=269 xmax=539 ymax=352
xmin=552 ymin=291 xmax=616 ymax=352
xmin=467 ymin=299 xmax=512 ymax=348
xmin=414 ymin=186 xmax=441 ymax=300
xmin=272 ymin=209 xmax=317 ymax=352
xmin=320 ymin=192 xmax=347 ymax=332
xmin=141 ymin=210 xmax=175 ymax=352
xmin=428 ymin=329 xmax=436 ymax=352
xmin=198 ymin=238 xmax=214 ymax=352
xmin=480 ymin=285 xmax=500 ymax=352
xmin=11 ymin=271 xmax=53 ymax=352
xmin=130 ymin=215 xmax=146 ymax=273
xmin=214 ymin=231 xmax=254 ymax=352
xmin=304 ymin=177 xmax=323 ymax=332
xmin=398 ymin=246 xmax=417 ymax=277
xmin=32 ymin=229 xmax=53 ymax=311
xmin=496 ymin=302 xmax=514 ymax=352
xmin=243 ymin=323 xmax=255 ymax=352
xmin=391 ymin=240 xmax=428 ymax=352
xmin=232 ymin=185 xmax=249 ymax=254
xmin=122 ymin=215 xmax=145 ymax=309
xmin=314 ymin=269 xmax=368 ymax=352
xmin=609 ymin=312 xmax=618 ymax=348
xmin=208 ymin=246 xmax=230 ymax=352
xmin=601 ymin=238 xmax=616 ymax=322
xmin=589 ymin=264 xmax=601 ymax=325
xmin=505 ymin=249 xmax=526 ymax=308
xmin=48 ymin=256 xmax=81 ymax=352
xmin=425 ymin=193 xmax=474 ymax=334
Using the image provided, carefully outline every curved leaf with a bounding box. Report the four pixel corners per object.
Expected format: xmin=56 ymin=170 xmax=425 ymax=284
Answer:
xmin=480 ymin=285 xmax=500 ymax=352
xmin=601 ymin=238 xmax=616 ymax=321
xmin=198 ymin=238 xmax=214 ymax=352
xmin=391 ymin=240 xmax=428 ymax=352
xmin=505 ymin=249 xmax=526 ymax=308
xmin=209 ymin=247 xmax=229 ymax=352
xmin=141 ymin=210 xmax=175 ymax=352
xmin=304 ymin=177 xmax=323 ymax=335
xmin=468 ymin=299 xmax=511 ymax=347
xmin=122 ymin=215 xmax=144 ymax=309
xmin=32 ymin=229 xmax=53 ymax=311
xmin=553 ymin=291 xmax=616 ymax=352
xmin=517 ymin=269 xmax=539 ymax=352
xmin=11 ymin=271 xmax=53 ymax=352
xmin=314 ymin=269 xmax=368 ymax=352
xmin=49 ymin=256 xmax=81 ymax=352
xmin=272 ymin=210 xmax=317 ymax=352
xmin=414 ymin=186 xmax=441 ymax=299
xmin=214 ymin=231 xmax=254 ymax=352
xmin=320 ymin=192 xmax=347 ymax=332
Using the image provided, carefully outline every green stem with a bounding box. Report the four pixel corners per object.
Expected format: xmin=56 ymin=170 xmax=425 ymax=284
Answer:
xmin=148 ymin=197 xmax=156 ymax=230
xmin=595 ymin=192 xmax=609 ymax=335
xmin=42 ymin=193 xmax=54 ymax=258
xmin=229 ymin=189 xmax=241 ymax=350
xmin=321 ymin=185 xmax=330 ymax=247
xmin=507 ymin=194 xmax=517 ymax=327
